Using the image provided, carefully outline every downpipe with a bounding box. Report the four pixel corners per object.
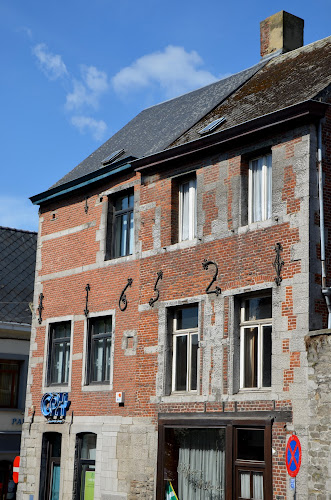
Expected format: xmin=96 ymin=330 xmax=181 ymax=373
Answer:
xmin=317 ymin=120 xmax=331 ymax=328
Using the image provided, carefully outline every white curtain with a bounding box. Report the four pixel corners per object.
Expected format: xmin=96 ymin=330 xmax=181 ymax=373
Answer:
xmin=250 ymin=155 xmax=272 ymax=223
xmin=177 ymin=430 xmax=225 ymax=500
xmin=180 ymin=179 xmax=196 ymax=241
xmin=253 ymin=472 xmax=263 ymax=499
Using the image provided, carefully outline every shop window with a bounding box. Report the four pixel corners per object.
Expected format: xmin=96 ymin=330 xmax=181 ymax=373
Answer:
xmin=39 ymin=432 xmax=62 ymax=500
xmin=164 ymin=428 xmax=226 ymax=499
xmin=47 ymin=322 xmax=71 ymax=385
xmin=179 ymin=177 xmax=196 ymax=241
xmin=240 ymin=295 xmax=272 ymax=389
xmin=87 ymin=316 xmax=112 ymax=384
xmin=106 ymin=190 xmax=134 ymax=259
xmin=73 ymin=433 xmax=96 ymax=500
xmin=171 ymin=305 xmax=199 ymax=392
xmin=0 ymin=360 xmax=20 ymax=408
xmin=248 ymin=154 xmax=272 ymax=224
xmin=158 ymin=420 xmax=272 ymax=500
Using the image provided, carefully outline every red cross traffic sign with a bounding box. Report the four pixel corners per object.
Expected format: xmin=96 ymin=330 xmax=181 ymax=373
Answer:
xmin=13 ymin=455 xmax=20 ymax=484
xmin=286 ymin=435 xmax=301 ymax=477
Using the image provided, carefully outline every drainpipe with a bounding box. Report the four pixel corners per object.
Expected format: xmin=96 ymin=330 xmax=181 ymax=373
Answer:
xmin=318 ymin=120 xmax=331 ymax=328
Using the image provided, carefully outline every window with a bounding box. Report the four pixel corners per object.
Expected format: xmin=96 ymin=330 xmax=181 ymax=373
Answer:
xmin=158 ymin=419 xmax=272 ymax=500
xmin=74 ymin=433 xmax=96 ymax=500
xmin=179 ymin=178 xmax=196 ymax=241
xmin=248 ymin=154 xmax=272 ymax=223
xmin=163 ymin=428 xmax=226 ymax=499
xmin=48 ymin=322 xmax=71 ymax=385
xmin=88 ymin=316 xmax=112 ymax=384
xmin=235 ymin=427 xmax=268 ymax=500
xmin=172 ymin=305 xmax=199 ymax=392
xmin=106 ymin=191 xmax=134 ymax=259
xmin=240 ymin=296 xmax=272 ymax=389
xmin=0 ymin=360 xmax=20 ymax=408
xmin=39 ymin=432 xmax=62 ymax=500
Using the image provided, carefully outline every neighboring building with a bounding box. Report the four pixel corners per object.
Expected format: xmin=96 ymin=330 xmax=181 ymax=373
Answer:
xmin=19 ymin=11 xmax=331 ymax=500
xmin=0 ymin=227 xmax=37 ymax=499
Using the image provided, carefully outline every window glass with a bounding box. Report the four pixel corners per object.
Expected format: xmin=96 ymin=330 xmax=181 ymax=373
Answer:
xmin=179 ymin=178 xmax=196 ymax=241
xmin=244 ymin=296 xmax=271 ymax=321
xmin=175 ymin=336 xmax=188 ymax=391
xmin=0 ymin=361 xmax=20 ymax=408
xmin=75 ymin=433 xmax=96 ymax=500
xmin=240 ymin=296 xmax=272 ymax=389
xmin=176 ymin=306 xmax=198 ymax=330
xmin=49 ymin=322 xmax=71 ymax=385
xmin=89 ymin=316 xmax=112 ymax=384
xmin=172 ymin=305 xmax=199 ymax=393
xmin=81 ymin=434 xmax=96 ymax=460
xmin=165 ymin=428 xmax=226 ymax=500
xmin=113 ymin=192 xmax=134 ymax=258
xmin=243 ymin=327 xmax=258 ymax=388
xmin=249 ymin=154 xmax=272 ymax=223
xmin=237 ymin=429 xmax=264 ymax=461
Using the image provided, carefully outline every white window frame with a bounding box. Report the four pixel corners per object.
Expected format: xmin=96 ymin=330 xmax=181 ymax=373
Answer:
xmin=172 ymin=309 xmax=199 ymax=393
xmin=239 ymin=299 xmax=272 ymax=390
xmin=248 ymin=154 xmax=272 ymax=224
xmin=179 ymin=178 xmax=197 ymax=241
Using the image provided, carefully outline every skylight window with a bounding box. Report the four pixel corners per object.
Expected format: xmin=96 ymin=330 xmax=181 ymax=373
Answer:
xmin=101 ymin=149 xmax=125 ymax=166
xmin=198 ymin=117 xmax=226 ymax=135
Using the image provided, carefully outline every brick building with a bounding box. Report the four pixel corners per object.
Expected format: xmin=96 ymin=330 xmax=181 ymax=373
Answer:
xmin=19 ymin=11 xmax=331 ymax=500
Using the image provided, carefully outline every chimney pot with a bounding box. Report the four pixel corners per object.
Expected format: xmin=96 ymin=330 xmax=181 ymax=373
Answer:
xmin=260 ymin=11 xmax=304 ymax=59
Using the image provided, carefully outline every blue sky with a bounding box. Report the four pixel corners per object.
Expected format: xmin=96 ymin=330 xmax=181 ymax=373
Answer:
xmin=0 ymin=0 xmax=330 ymax=232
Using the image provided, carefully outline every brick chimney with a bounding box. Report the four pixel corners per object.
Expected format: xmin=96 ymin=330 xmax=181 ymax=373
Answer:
xmin=260 ymin=11 xmax=304 ymax=59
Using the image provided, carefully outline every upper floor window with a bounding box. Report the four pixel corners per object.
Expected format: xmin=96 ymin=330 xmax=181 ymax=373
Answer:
xmin=240 ymin=295 xmax=272 ymax=389
xmin=87 ymin=316 xmax=112 ymax=384
xmin=48 ymin=321 xmax=71 ymax=385
xmin=248 ymin=154 xmax=272 ymax=223
xmin=172 ymin=305 xmax=199 ymax=392
xmin=106 ymin=191 xmax=134 ymax=259
xmin=179 ymin=178 xmax=196 ymax=241
xmin=0 ymin=360 xmax=20 ymax=408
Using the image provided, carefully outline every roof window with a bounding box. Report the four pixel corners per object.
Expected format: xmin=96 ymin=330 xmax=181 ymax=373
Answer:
xmin=101 ymin=149 xmax=125 ymax=166
xmin=198 ymin=117 xmax=226 ymax=135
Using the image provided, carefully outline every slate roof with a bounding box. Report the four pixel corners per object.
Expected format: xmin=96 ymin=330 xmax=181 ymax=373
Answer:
xmin=43 ymin=35 xmax=330 ymax=197
xmin=51 ymin=61 xmax=266 ymax=189
xmin=0 ymin=227 xmax=37 ymax=325
xmin=171 ymin=36 xmax=331 ymax=147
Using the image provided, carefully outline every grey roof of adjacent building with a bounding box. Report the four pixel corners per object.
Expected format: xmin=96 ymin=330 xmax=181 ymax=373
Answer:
xmin=0 ymin=227 xmax=37 ymax=325
xmin=51 ymin=60 xmax=266 ymax=189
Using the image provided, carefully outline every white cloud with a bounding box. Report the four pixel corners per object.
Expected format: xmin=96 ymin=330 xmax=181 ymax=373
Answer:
xmin=32 ymin=43 xmax=68 ymax=80
xmin=71 ymin=116 xmax=107 ymax=141
xmin=0 ymin=196 xmax=39 ymax=232
xmin=17 ymin=26 xmax=33 ymax=39
xmin=66 ymin=65 xmax=109 ymax=110
xmin=112 ymin=45 xmax=218 ymax=98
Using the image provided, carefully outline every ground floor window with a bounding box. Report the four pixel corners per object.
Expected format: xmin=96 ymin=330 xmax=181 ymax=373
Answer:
xmin=73 ymin=433 xmax=96 ymax=500
xmin=158 ymin=418 xmax=271 ymax=500
xmin=39 ymin=432 xmax=61 ymax=500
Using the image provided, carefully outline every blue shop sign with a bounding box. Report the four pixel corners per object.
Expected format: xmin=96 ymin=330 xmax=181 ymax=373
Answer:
xmin=41 ymin=392 xmax=70 ymax=421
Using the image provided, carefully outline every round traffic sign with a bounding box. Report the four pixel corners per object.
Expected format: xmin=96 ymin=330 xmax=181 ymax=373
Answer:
xmin=286 ymin=435 xmax=301 ymax=477
xmin=13 ymin=455 xmax=20 ymax=484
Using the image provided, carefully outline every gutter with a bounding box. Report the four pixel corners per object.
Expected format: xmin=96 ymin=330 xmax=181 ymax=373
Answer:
xmin=30 ymin=160 xmax=134 ymax=206
xmin=318 ymin=120 xmax=331 ymax=327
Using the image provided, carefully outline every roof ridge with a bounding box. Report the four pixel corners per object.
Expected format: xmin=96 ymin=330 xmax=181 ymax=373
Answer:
xmin=267 ymin=34 xmax=331 ymax=65
xmin=141 ymin=60 xmax=265 ymax=112
xmin=0 ymin=226 xmax=37 ymax=235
